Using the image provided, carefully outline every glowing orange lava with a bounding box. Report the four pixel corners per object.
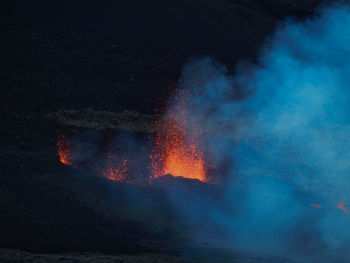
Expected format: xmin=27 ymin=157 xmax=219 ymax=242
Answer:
xmin=57 ymin=134 xmax=74 ymax=166
xmin=56 ymin=134 xmax=129 ymax=182
xmin=57 ymin=83 xmax=208 ymax=183
xmin=103 ymin=154 xmax=128 ymax=182
xmin=151 ymin=89 xmax=208 ymax=183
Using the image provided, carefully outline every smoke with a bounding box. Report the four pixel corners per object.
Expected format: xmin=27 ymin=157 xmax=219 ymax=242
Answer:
xmin=164 ymin=3 xmax=350 ymax=262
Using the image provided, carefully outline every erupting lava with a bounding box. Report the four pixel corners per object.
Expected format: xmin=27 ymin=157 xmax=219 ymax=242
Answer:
xmin=57 ymin=134 xmax=129 ymax=182
xmin=151 ymin=118 xmax=207 ymax=182
xmin=103 ymin=154 xmax=128 ymax=182
xmin=56 ymin=85 xmax=209 ymax=183
xmin=57 ymin=134 xmax=74 ymax=166
xmin=151 ymin=89 xmax=208 ymax=183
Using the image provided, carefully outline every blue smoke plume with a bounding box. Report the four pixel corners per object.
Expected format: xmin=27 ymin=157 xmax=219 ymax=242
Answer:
xmin=165 ymin=3 xmax=350 ymax=262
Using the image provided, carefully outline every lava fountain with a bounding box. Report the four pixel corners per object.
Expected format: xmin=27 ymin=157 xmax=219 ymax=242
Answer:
xmin=56 ymin=83 xmax=210 ymax=184
xmin=151 ymin=88 xmax=208 ymax=183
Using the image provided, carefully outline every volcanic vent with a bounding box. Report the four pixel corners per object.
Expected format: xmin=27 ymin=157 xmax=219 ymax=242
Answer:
xmin=56 ymin=85 xmax=212 ymax=184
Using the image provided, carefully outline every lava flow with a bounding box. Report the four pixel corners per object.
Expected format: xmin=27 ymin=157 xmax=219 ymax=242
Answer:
xmin=151 ymin=88 xmax=208 ymax=183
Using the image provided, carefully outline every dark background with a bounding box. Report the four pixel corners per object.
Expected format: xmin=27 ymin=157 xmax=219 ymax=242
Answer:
xmin=2 ymin=0 xmax=324 ymax=64
xmin=0 ymin=0 xmax=343 ymax=261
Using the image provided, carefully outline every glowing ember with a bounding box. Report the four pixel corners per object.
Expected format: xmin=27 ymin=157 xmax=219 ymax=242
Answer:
xmin=57 ymin=134 xmax=74 ymax=166
xmin=56 ymin=134 xmax=129 ymax=182
xmin=151 ymin=88 xmax=208 ymax=183
xmin=309 ymin=204 xmax=322 ymax=208
xmin=151 ymin=118 xmax=207 ymax=182
xmin=103 ymin=154 xmax=128 ymax=182
xmin=337 ymin=202 xmax=349 ymax=213
xmin=56 ymin=83 xmax=208 ymax=183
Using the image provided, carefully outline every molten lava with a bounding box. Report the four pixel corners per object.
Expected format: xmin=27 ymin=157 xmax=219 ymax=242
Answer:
xmin=151 ymin=88 xmax=208 ymax=183
xmin=57 ymin=134 xmax=74 ymax=166
xmin=56 ymin=83 xmax=209 ymax=183
xmin=151 ymin=118 xmax=207 ymax=182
